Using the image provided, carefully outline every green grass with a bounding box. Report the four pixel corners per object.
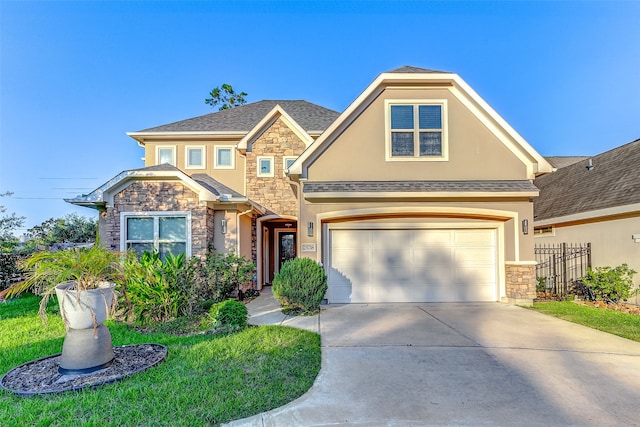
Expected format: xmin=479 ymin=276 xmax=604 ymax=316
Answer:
xmin=530 ymin=301 xmax=640 ymax=342
xmin=0 ymin=295 xmax=321 ymax=426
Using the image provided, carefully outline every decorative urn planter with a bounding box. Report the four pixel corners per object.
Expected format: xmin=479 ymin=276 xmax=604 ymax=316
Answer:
xmin=54 ymin=281 xmax=116 ymax=375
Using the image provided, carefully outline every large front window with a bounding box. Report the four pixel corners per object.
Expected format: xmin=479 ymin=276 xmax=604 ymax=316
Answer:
xmin=121 ymin=212 xmax=190 ymax=259
xmin=386 ymin=101 xmax=447 ymax=161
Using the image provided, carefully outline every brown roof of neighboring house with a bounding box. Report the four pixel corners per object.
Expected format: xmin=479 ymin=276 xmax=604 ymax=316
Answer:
xmin=138 ymin=100 xmax=340 ymax=133
xmin=534 ymin=138 xmax=640 ymax=221
xmin=544 ymin=156 xmax=589 ymax=169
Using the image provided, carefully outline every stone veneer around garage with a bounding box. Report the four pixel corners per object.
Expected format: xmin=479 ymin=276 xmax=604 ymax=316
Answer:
xmin=100 ymin=181 xmax=214 ymax=259
xmin=504 ymin=262 xmax=536 ymax=305
xmin=245 ymin=116 xmax=306 ymax=217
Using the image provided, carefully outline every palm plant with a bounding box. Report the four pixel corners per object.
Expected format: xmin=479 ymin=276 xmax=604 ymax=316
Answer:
xmin=7 ymin=244 xmax=125 ymax=323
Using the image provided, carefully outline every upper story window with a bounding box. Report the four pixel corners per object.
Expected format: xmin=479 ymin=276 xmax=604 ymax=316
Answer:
xmin=214 ymin=146 xmax=235 ymax=169
xmin=257 ymin=156 xmax=274 ymax=177
xmin=283 ymin=156 xmax=297 ymax=176
xmin=157 ymin=146 xmax=176 ymax=166
xmin=534 ymin=226 xmax=555 ymax=236
xmin=386 ymin=100 xmax=448 ymax=161
xmin=185 ymin=146 xmax=205 ymax=169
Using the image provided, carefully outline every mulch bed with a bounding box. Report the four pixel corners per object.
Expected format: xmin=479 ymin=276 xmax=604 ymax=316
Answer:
xmin=1 ymin=343 xmax=167 ymax=396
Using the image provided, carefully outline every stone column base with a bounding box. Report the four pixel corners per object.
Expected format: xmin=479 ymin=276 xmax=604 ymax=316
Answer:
xmin=505 ymin=262 xmax=536 ymax=306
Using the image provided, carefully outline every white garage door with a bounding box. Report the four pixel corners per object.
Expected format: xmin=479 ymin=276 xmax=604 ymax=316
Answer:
xmin=327 ymin=227 xmax=497 ymax=303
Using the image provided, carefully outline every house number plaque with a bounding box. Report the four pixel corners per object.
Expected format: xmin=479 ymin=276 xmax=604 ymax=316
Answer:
xmin=301 ymin=243 xmax=316 ymax=252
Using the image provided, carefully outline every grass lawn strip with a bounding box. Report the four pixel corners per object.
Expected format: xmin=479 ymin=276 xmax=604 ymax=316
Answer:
xmin=530 ymin=301 xmax=640 ymax=342
xmin=0 ymin=295 xmax=321 ymax=426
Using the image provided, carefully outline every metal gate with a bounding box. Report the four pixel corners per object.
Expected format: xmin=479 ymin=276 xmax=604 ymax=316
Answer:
xmin=534 ymin=243 xmax=591 ymax=298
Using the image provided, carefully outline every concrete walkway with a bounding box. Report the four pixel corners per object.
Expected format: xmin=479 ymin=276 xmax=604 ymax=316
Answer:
xmin=226 ymin=289 xmax=640 ymax=426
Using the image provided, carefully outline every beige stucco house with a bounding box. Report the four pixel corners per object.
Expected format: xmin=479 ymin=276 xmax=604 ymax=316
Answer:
xmin=68 ymin=66 xmax=553 ymax=305
xmin=534 ymin=139 xmax=640 ymax=300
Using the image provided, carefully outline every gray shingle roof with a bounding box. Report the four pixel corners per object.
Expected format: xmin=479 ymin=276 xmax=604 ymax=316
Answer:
xmin=386 ymin=65 xmax=448 ymax=74
xmin=534 ymin=139 xmax=640 ymax=221
xmin=544 ymin=156 xmax=589 ymax=169
xmin=304 ymin=180 xmax=538 ymax=193
xmin=191 ymin=174 xmax=244 ymax=198
xmin=138 ymin=100 xmax=340 ymax=133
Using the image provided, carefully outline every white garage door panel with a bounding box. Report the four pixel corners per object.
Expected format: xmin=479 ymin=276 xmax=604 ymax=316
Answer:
xmin=328 ymin=227 xmax=497 ymax=303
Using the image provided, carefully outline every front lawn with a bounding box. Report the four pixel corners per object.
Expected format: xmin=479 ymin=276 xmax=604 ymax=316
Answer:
xmin=530 ymin=301 xmax=640 ymax=342
xmin=0 ymin=295 xmax=321 ymax=426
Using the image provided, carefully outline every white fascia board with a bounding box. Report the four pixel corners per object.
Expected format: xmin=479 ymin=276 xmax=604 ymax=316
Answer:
xmin=67 ymin=169 xmax=220 ymax=207
xmin=288 ymin=73 xmax=389 ymax=176
xmin=289 ymin=71 xmax=552 ymax=179
xmin=236 ymin=105 xmax=313 ymax=151
xmin=304 ymin=190 xmax=539 ymax=199
xmin=127 ymin=131 xmax=246 ymax=146
xmin=449 ymin=76 xmax=553 ymax=177
xmin=534 ymin=202 xmax=640 ymax=227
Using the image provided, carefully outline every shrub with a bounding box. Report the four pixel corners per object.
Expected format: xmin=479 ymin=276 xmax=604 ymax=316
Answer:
xmin=198 ymin=251 xmax=255 ymax=303
xmin=581 ymin=264 xmax=638 ymax=304
xmin=0 ymin=253 xmax=26 ymax=292
xmin=272 ymin=257 xmax=327 ymax=314
xmin=120 ymin=251 xmax=200 ymax=325
xmin=209 ymin=299 xmax=248 ymax=331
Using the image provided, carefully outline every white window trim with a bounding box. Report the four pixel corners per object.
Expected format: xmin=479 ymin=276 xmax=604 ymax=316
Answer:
xmin=156 ymin=146 xmax=176 ymax=166
xmin=214 ymin=146 xmax=235 ymax=170
xmin=257 ymin=156 xmax=275 ymax=178
xmin=533 ymin=225 xmax=555 ymax=237
xmin=384 ymin=99 xmax=449 ymax=162
xmin=120 ymin=211 xmax=192 ymax=257
xmin=283 ymin=156 xmax=297 ymax=176
xmin=185 ymin=145 xmax=206 ymax=170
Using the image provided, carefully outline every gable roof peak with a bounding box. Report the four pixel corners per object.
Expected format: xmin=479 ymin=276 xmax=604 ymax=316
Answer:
xmin=386 ymin=65 xmax=450 ymax=74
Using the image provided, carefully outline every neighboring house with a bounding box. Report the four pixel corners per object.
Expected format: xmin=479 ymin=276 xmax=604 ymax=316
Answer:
xmin=68 ymin=66 xmax=553 ymax=305
xmin=534 ymin=138 xmax=640 ymax=300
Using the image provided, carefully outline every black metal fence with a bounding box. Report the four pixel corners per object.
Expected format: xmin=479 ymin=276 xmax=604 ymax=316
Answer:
xmin=534 ymin=242 xmax=591 ymax=298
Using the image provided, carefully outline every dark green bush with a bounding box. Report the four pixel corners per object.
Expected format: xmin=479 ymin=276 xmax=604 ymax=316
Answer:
xmin=198 ymin=251 xmax=255 ymax=303
xmin=581 ymin=263 xmax=637 ymax=303
xmin=209 ymin=299 xmax=248 ymax=329
xmin=0 ymin=253 xmax=26 ymax=292
xmin=272 ymin=257 xmax=327 ymax=314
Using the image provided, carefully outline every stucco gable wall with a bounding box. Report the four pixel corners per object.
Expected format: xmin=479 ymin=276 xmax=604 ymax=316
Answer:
xmin=101 ymin=181 xmax=213 ymax=259
xmin=307 ymin=87 xmax=527 ymax=181
xmin=246 ymin=116 xmax=305 ymax=216
xmin=143 ymin=140 xmax=246 ymax=195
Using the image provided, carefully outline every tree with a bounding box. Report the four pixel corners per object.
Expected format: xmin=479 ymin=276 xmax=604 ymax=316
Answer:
xmin=205 ymin=83 xmax=248 ymax=110
xmin=24 ymin=213 xmax=97 ymax=251
xmin=0 ymin=192 xmax=25 ymax=252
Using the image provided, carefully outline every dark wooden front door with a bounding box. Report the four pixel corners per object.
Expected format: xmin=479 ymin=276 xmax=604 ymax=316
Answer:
xmin=278 ymin=232 xmax=296 ymax=271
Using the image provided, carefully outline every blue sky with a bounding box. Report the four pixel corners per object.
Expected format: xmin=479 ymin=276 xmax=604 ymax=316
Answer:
xmin=1 ymin=0 xmax=639 ymax=232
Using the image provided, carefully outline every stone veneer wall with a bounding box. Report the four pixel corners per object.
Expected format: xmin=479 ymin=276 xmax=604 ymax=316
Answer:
xmin=245 ymin=116 xmax=306 ymax=216
xmin=102 ymin=181 xmax=213 ymax=259
xmin=505 ymin=263 xmax=536 ymax=305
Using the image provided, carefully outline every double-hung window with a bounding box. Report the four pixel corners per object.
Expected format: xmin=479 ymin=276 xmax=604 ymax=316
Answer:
xmin=386 ymin=100 xmax=447 ymax=161
xmin=121 ymin=212 xmax=191 ymax=260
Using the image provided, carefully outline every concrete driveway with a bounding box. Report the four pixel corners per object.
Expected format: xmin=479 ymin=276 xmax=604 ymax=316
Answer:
xmin=226 ymin=290 xmax=640 ymax=426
